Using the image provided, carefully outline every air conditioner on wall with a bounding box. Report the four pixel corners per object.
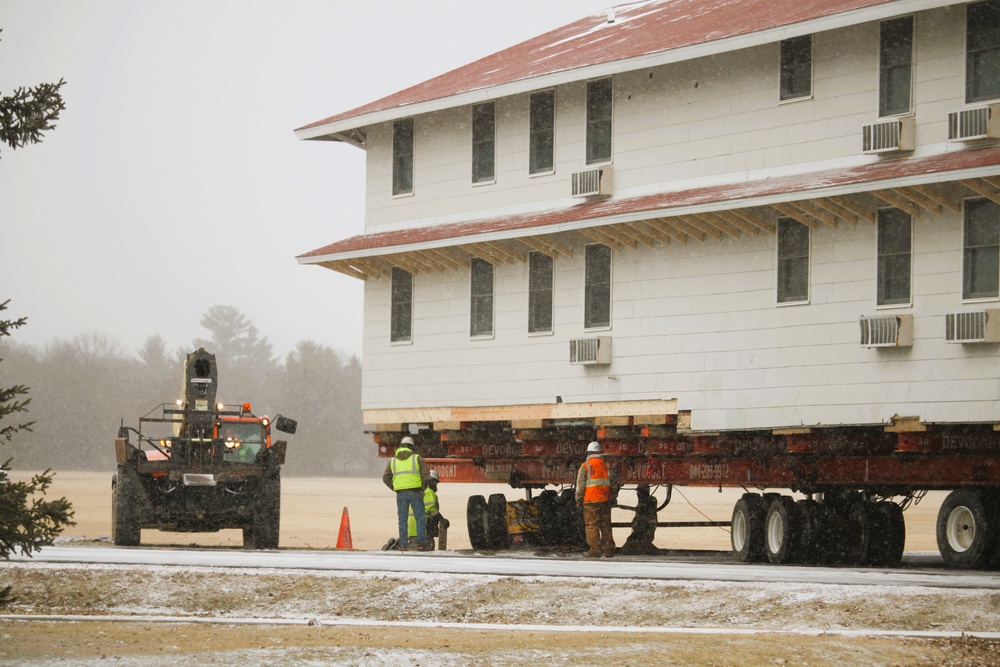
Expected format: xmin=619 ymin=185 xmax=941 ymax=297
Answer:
xmin=862 ymin=117 xmax=915 ymax=154
xmin=860 ymin=314 xmax=913 ymax=348
xmin=948 ymin=104 xmax=999 ymax=141
xmin=569 ymin=336 xmax=612 ymax=365
xmin=945 ymin=310 xmax=1000 ymax=344
xmin=571 ymin=166 xmax=613 ymax=198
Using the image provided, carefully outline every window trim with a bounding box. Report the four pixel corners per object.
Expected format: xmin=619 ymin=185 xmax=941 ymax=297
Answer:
xmin=584 ymin=243 xmax=613 ymax=331
xmin=878 ymin=15 xmax=914 ymax=118
xmin=585 ymin=78 xmax=613 ymax=166
xmin=966 ymin=0 xmax=1000 ymax=104
xmin=471 ymin=102 xmax=496 ymax=185
xmin=529 ymin=89 xmax=556 ymax=176
xmin=390 ymin=267 xmax=413 ymax=344
xmin=391 ymin=118 xmax=414 ymax=197
xmin=470 ymin=257 xmax=495 ymax=338
xmin=876 ymin=207 xmax=913 ymax=308
xmin=962 ymin=197 xmax=1000 ymax=302
xmin=779 ymin=35 xmax=813 ymax=102
xmin=776 ymin=217 xmax=811 ymax=305
xmin=528 ymin=251 xmax=554 ymax=335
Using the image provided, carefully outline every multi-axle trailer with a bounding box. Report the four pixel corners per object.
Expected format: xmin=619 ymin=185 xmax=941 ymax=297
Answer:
xmin=373 ymin=403 xmax=1000 ymax=570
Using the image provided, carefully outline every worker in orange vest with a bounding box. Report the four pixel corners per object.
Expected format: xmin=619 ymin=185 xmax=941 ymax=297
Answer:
xmin=575 ymin=440 xmax=617 ymax=558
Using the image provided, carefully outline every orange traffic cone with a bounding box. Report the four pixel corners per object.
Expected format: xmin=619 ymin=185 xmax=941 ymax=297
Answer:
xmin=336 ymin=506 xmax=353 ymax=550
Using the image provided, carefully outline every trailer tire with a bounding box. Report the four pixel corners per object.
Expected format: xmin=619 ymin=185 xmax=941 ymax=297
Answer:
xmin=467 ymin=495 xmax=489 ymax=550
xmin=111 ymin=470 xmax=141 ymax=547
xmin=869 ymin=501 xmax=906 ymax=567
xmin=535 ymin=490 xmax=560 ymax=546
xmin=486 ymin=493 xmax=510 ymax=550
xmin=937 ymin=489 xmax=998 ymax=570
xmin=731 ymin=494 xmax=766 ymax=562
xmin=246 ymin=473 xmax=281 ymax=550
xmin=765 ymin=496 xmax=799 ymax=564
xmin=794 ymin=499 xmax=823 ymax=564
xmin=842 ymin=502 xmax=875 ymax=567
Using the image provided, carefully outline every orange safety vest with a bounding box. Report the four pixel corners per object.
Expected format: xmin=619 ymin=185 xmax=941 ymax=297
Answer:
xmin=583 ymin=456 xmax=611 ymax=503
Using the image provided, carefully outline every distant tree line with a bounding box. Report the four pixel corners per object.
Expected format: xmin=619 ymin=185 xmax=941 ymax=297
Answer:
xmin=1 ymin=304 xmax=378 ymax=478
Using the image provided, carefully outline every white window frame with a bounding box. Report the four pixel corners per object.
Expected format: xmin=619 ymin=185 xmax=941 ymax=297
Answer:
xmin=876 ymin=207 xmax=913 ymax=307
xmin=779 ymin=35 xmax=813 ymax=102
xmin=584 ymin=243 xmax=612 ymax=330
xmin=390 ymin=267 xmax=413 ymax=344
xmin=528 ymin=251 xmax=554 ymax=335
xmin=472 ymin=102 xmax=496 ymax=185
xmin=392 ymin=118 xmax=414 ymax=197
xmin=585 ymin=78 xmax=613 ymax=166
xmin=878 ymin=15 xmax=914 ymax=118
xmin=529 ymin=90 xmax=556 ymax=176
xmin=776 ymin=218 xmax=810 ymax=305
xmin=962 ymin=197 xmax=1000 ymax=302
xmin=470 ymin=258 xmax=495 ymax=338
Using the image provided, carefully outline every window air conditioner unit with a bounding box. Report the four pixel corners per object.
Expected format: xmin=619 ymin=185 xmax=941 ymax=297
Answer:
xmin=862 ymin=117 xmax=914 ymax=154
xmin=570 ymin=336 xmax=612 ymax=365
xmin=571 ymin=166 xmax=613 ymax=198
xmin=945 ymin=310 xmax=1000 ymax=344
xmin=948 ymin=104 xmax=999 ymax=141
xmin=860 ymin=314 xmax=912 ymax=348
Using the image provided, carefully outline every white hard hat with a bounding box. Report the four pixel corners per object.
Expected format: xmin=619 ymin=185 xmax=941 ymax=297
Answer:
xmin=429 ymin=470 xmax=439 ymax=481
xmin=587 ymin=441 xmax=602 ymax=453
xmin=401 ymin=436 xmax=415 ymax=446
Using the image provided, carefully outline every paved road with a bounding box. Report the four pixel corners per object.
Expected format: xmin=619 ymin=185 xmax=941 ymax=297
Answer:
xmin=12 ymin=545 xmax=1000 ymax=590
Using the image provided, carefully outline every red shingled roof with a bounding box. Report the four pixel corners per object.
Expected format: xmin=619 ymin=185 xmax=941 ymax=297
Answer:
xmin=298 ymin=146 xmax=1000 ymax=260
xmin=298 ymin=0 xmax=898 ymax=134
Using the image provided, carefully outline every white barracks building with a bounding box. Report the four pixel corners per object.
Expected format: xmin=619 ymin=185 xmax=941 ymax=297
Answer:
xmin=297 ymin=0 xmax=1000 ymax=436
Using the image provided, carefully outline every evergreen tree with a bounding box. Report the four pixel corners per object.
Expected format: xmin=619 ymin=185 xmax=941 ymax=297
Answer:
xmin=0 ymin=301 xmax=75 ymax=605
xmin=0 ymin=30 xmax=66 ymax=157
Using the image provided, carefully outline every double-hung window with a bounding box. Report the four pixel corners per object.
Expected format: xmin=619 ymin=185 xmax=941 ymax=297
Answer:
xmin=392 ymin=118 xmax=413 ymax=196
xmin=780 ymin=35 xmax=812 ymax=101
xmin=879 ymin=16 xmax=914 ymax=116
xmin=584 ymin=244 xmax=612 ymax=329
xmin=963 ymin=198 xmax=1000 ymax=300
xmin=966 ymin=0 xmax=1000 ymax=103
xmin=472 ymin=102 xmax=496 ymax=183
xmin=390 ymin=267 xmax=413 ymax=342
xmin=528 ymin=252 xmax=553 ymax=333
xmin=470 ymin=258 xmax=494 ymax=337
xmin=586 ymin=79 xmax=612 ymax=164
xmin=777 ymin=218 xmax=810 ymax=303
xmin=529 ymin=90 xmax=555 ymax=174
xmin=877 ymin=208 xmax=912 ymax=305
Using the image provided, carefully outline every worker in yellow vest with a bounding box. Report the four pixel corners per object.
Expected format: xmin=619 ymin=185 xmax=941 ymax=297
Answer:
xmin=407 ymin=469 xmax=449 ymax=550
xmin=575 ymin=440 xmax=617 ymax=558
xmin=382 ymin=436 xmax=430 ymax=550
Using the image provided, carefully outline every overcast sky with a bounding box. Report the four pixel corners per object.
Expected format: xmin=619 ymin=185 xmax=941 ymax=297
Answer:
xmin=0 ymin=0 xmax=612 ymax=360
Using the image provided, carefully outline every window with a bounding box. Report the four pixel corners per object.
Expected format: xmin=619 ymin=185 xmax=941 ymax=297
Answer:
xmin=390 ymin=267 xmax=413 ymax=342
xmin=966 ymin=0 xmax=1000 ymax=103
xmin=963 ymin=198 xmax=1000 ymax=300
xmin=470 ymin=258 xmax=494 ymax=336
xmin=472 ymin=102 xmax=495 ymax=183
xmin=879 ymin=16 xmax=913 ymax=117
xmin=586 ymin=78 xmax=612 ymax=164
xmin=529 ymin=90 xmax=555 ymax=174
xmin=584 ymin=244 xmax=612 ymax=329
xmin=392 ymin=118 xmax=413 ymax=196
xmin=777 ymin=218 xmax=810 ymax=303
xmin=780 ymin=35 xmax=812 ymax=101
xmin=877 ymin=208 xmax=912 ymax=305
xmin=528 ymin=252 xmax=553 ymax=333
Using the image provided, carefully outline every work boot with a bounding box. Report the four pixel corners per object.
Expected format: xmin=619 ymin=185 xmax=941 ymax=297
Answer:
xmin=583 ymin=550 xmax=601 ymax=558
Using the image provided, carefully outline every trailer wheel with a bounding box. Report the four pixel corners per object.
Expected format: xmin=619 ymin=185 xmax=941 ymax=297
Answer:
xmin=765 ymin=496 xmax=799 ymax=564
xmin=467 ymin=495 xmax=489 ymax=550
xmin=793 ymin=499 xmax=822 ymax=564
xmin=841 ymin=502 xmax=875 ymax=567
xmin=246 ymin=474 xmax=281 ymax=550
xmin=731 ymin=494 xmax=766 ymax=562
xmin=937 ymin=489 xmax=998 ymax=570
xmin=869 ymin=501 xmax=906 ymax=567
xmin=535 ymin=490 xmax=560 ymax=546
xmin=486 ymin=493 xmax=510 ymax=550
xmin=111 ymin=470 xmax=141 ymax=547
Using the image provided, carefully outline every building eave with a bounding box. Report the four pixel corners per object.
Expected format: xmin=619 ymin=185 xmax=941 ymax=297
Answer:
xmin=294 ymin=0 xmax=962 ymax=144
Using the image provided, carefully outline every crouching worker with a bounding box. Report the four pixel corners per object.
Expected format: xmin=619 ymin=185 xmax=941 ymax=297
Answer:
xmin=408 ymin=470 xmax=449 ymax=550
xmin=619 ymin=484 xmax=663 ymax=556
